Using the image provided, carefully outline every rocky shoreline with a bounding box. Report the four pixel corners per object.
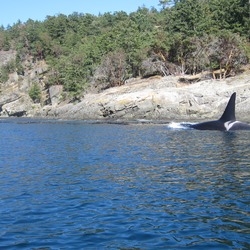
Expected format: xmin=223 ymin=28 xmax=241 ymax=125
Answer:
xmin=42 ymin=70 xmax=250 ymax=122
xmin=0 ymin=54 xmax=250 ymax=122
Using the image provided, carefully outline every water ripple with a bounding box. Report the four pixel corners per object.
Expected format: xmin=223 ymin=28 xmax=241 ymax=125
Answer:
xmin=0 ymin=121 xmax=249 ymax=249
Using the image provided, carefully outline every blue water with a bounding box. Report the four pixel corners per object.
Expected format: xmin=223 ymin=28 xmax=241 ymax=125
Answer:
xmin=0 ymin=119 xmax=249 ymax=249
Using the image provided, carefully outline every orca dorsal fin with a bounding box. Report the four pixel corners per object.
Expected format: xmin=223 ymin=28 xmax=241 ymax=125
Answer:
xmin=219 ymin=92 xmax=236 ymax=122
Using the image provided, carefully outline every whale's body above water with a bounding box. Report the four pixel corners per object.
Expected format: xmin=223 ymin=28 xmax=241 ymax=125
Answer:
xmin=190 ymin=92 xmax=250 ymax=131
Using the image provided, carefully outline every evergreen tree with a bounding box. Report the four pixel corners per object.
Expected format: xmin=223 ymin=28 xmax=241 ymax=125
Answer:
xmin=0 ymin=0 xmax=248 ymax=94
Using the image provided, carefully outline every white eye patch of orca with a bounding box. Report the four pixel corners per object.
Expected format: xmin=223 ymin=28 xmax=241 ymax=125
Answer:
xmin=224 ymin=121 xmax=240 ymax=131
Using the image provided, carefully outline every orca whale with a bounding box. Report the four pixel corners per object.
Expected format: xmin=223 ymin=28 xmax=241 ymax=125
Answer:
xmin=190 ymin=92 xmax=250 ymax=131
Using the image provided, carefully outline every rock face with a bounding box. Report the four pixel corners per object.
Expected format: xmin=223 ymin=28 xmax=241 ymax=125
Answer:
xmin=0 ymin=53 xmax=49 ymax=117
xmin=1 ymin=95 xmax=33 ymax=117
xmin=49 ymin=85 xmax=63 ymax=106
xmin=0 ymin=50 xmax=250 ymax=122
xmin=45 ymin=72 xmax=250 ymax=122
xmin=0 ymin=50 xmax=16 ymax=67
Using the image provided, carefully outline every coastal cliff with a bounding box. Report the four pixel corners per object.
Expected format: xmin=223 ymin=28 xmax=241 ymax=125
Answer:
xmin=0 ymin=51 xmax=250 ymax=122
xmin=1 ymin=0 xmax=249 ymax=122
xmin=43 ymin=71 xmax=250 ymax=122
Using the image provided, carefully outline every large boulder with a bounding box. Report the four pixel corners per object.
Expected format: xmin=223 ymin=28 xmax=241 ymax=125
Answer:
xmin=1 ymin=95 xmax=33 ymax=117
xmin=49 ymin=85 xmax=63 ymax=106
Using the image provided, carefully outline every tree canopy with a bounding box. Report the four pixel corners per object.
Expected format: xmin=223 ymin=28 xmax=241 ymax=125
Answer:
xmin=0 ymin=0 xmax=249 ymax=95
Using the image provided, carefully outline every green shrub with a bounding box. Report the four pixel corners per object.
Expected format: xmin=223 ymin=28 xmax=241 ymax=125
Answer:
xmin=0 ymin=67 xmax=9 ymax=82
xmin=0 ymin=60 xmax=16 ymax=83
xmin=29 ymin=83 xmax=41 ymax=103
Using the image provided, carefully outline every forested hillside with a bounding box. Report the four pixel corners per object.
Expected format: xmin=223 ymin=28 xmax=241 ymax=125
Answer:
xmin=0 ymin=0 xmax=249 ymax=98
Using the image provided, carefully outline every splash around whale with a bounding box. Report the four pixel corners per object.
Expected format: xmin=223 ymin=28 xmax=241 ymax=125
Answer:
xmin=170 ymin=92 xmax=250 ymax=131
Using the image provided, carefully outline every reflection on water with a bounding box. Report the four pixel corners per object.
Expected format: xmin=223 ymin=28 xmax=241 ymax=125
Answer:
xmin=0 ymin=120 xmax=249 ymax=249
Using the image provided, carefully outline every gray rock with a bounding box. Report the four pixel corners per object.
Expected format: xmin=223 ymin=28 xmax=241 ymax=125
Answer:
xmin=0 ymin=58 xmax=250 ymax=122
xmin=0 ymin=93 xmax=21 ymax=108
xmin=1 ymin=95 xmax=33 ymax=117
xmin=49 ymin=85 xmax=63 ymax=106
xmin=53 ymin=72 xmax=250 ymax=122
xmin=0 ymin=50 xmax=16 ymax=67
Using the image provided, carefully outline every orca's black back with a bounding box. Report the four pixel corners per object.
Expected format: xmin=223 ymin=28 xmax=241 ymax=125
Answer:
xmin=190 ymin=120 xmax=225 ymax=130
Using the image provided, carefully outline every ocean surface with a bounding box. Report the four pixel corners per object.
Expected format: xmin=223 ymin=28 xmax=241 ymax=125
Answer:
xmin=0 ymin=118 xmax=249 ymax=249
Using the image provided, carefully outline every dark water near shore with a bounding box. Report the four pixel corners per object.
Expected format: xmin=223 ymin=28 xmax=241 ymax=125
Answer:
xmin=0 ymin=119 xmax=249 ymax=249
